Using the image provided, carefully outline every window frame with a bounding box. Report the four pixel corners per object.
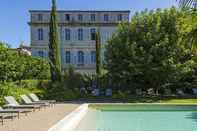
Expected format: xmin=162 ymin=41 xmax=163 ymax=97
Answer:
xmin=78 ymin=51 xmax=84 ymax=64
xmin=104 ymin=14 xmax=109 ymax=22
xmin=38 ymin=28 xmax=44 ymax=41
xmin=38 ymin=50 xmax=44 ymax=57
xmin=65 ymin=14 xmax=70 ymax=21
xmin=65 ymin=51 xmax=71 ymax=64
xmin=91 ymin=51 xmax=96 ymax=64
xmin=38 ymin=14 xmax=43 ymax=21
xmin=117 ymin=14 xmax=123 ymax=21
xmin=78 ymin=14 xmax=83 ymax=21
xmin=91 ymin=14 xmax=96 ymax=21
xmin=90 ymin=28 xmax=96 ymax=40
xmin=78 ymin=28 xmax=83 ymax=41
xmin=65 ymin=28 xmax=71 ymax=40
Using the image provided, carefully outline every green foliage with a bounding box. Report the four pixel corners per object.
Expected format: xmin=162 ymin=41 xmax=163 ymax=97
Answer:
xmin=0 ymin=43 xmax=50 ymax=82
xmin=96 ymin=31 xmax=102 ymax=76
xmin=178 ymin=0 xmax=197 ymax=9
xmin=0 ymin=80 xmax=46 ymax=106
xmin=44 ymin=81 xmax=80 ymax=101
xmin=64 ymin=65 xmax=84 ymax=89
xmin=105 ymin=7 xmax=197 ymax=94
xmin=48 ymin=0 xmax=62 ymax=82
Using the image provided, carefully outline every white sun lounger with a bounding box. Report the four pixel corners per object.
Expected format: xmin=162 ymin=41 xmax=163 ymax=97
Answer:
xmin=4 ymin=96 xmax=41 ymax=111
xmin=20 ymin=95 xmax=49 ymax=108
xmin=29 ymin=93 xmax=56 ymax=106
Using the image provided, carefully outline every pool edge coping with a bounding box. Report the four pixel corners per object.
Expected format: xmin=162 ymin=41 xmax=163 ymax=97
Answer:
xmin=48 ymin=103 xmax=89 ymax=131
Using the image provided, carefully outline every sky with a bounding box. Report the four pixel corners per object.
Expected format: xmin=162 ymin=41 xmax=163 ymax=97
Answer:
xmin=0 ymin=0 xmax=177 ymax=48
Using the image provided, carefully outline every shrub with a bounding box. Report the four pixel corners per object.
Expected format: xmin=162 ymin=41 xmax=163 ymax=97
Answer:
xmin=0 ymin=80 xmax=46 ymax=106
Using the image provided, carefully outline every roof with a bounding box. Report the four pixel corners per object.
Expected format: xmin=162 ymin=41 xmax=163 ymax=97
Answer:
xmin=29 ymin=10 xmax=131 ymax=13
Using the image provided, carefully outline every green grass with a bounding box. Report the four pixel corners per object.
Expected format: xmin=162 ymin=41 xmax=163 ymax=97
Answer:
xmin=161 ymin=99 xmax=197 ymax=103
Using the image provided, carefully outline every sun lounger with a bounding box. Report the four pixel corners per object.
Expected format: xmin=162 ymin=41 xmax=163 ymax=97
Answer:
xmin=4 ymin=96 xmax=41 ymax=111
xmin=20 ymin=95 xmax=49 ymax=108
xmin=0 ymin=106 xmax=31 ymax=119
xmin=29 ymin=93 xmax=56 ymax=106
xmin=0 ymin=113 xmax=15 ymax=125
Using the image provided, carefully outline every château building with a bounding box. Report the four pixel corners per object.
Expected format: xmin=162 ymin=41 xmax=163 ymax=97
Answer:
xmin=29 ymin=10 xmax=130 ymax=73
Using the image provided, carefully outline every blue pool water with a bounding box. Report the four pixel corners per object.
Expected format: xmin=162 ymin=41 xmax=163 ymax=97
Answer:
xmin=75 ymin=105 xmax=197 ymax=131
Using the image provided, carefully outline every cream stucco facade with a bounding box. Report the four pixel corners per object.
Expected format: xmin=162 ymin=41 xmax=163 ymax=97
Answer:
xmin=29 ymin=10 xmax=130 ymax=73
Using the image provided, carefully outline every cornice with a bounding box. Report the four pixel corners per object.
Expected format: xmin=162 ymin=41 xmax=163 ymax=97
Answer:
xmin=28 ymin=22 xmax=126 ymax=26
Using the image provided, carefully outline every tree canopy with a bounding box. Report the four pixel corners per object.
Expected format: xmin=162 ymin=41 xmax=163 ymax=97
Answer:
xmin=105 ymin=8 xmax=197 ymax=94
xmin=0 ymin=43 xmax=50 ymax=82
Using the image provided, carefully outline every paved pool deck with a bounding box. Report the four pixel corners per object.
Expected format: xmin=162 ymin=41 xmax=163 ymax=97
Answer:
xmin=0 ymin=103 xmax=79 ymax=131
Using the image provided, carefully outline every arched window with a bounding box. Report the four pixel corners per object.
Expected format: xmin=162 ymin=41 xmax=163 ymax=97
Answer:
xmin=38 ymin=50 xmax=44 ymax=57
xmin=65 ymin=51 xmax=71 ymax=63
xmin=78 ymin=28 xmax=83 ymax=40
xmin=65 ymin=29 xmax=71 ymax=40
xmin=38 ymin=28 xmax=43 ymax=40
xmin=78 ymin=51 xmax=84 ymax=64
xmin=91 ymin=51 xmax=96 ymax=63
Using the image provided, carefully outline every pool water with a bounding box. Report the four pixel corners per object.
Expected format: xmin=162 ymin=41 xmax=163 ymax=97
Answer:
xmin=75 ymin=105 xmax=197 ymax=131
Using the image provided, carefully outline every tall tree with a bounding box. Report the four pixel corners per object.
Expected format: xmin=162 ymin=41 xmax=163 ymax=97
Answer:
xmin=105 ymin=8 xmax=194 ymax=94
xmin=96 ymin=30 xmax=101 ymax=76
xmin=95 ymin=30 xmax=101 ymax=88
xmin=48 ymin=0 xmax=62 ymax=82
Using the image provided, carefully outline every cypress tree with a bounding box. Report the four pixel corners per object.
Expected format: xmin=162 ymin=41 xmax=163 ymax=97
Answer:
xmin=48 ymin=0 xmax=62 ymax=82
xmin=95 ymin=30 xmax=101 ymax=88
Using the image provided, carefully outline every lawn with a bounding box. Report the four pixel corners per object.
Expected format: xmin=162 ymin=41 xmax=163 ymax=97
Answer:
xmin=161 ymin=99 xmax=197 ymax=103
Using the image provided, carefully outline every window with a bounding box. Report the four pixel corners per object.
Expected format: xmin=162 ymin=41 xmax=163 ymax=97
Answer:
xmin=38 ymin=28 xmax=43 ymax=40
xmin=65 ymin=51 xmax=71 ymax=63
xmin=78 ymin=51 xmax=84 ymax=64
xmin=90 ymin=28 xmax=96 ymax=40
xmin=38 ymin=51 xmax=44 ymax=57
xmin=91 ymin=14 xmax=96 ymax=21
xmin=65 ymin=29 xmax=71 ymax=40
xmin=78 ymin=14 xmax=83 ymax=21
xmin=104 ymin=14 xmax=109 ymax=21
xmin=117 ymin=14 xmax=122 ymax=21
xmin=38 ymin=14 xmax=43 ymax=21
xmin=91 ymin=51 xmax=96 ymax=63
xmin=65 ymin=14 xmax=70 ymax=21
xmin=78 ymin=29 xmax=83 ymax=40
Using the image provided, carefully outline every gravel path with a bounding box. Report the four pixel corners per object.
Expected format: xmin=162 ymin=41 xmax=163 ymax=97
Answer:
xmin=0 ymin=104 xmax=79 ymax=131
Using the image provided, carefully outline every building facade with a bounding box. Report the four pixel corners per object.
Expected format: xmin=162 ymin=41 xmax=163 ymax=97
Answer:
xmin=29 ymin=10 xmax=130 ymax=73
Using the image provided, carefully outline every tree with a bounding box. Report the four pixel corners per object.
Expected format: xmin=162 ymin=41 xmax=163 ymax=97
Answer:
xmin=95 ymin=30 xmax=101 ymax=88
xmin=96 ymin=30 xmax=101 ymax=76
xmin=0 ymin=42 xmax=50 ymax=82
xmin=48 ymin=0 xmax=62 ymax=82
xmin=178 ymin=0 xmax=197 ymax=9
xmin=105 ymin=8 xmax=195 ymax=94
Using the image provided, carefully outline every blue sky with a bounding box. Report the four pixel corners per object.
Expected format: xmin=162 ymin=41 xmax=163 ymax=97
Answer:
xmin=0 ymin=0 xmax=177 ymax=48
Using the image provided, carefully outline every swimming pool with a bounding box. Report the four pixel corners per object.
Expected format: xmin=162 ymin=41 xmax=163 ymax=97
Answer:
xmin=75 ymin=104 xmax=197 ymax=131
